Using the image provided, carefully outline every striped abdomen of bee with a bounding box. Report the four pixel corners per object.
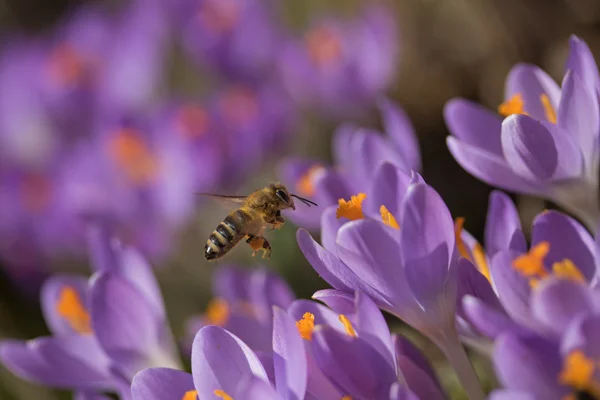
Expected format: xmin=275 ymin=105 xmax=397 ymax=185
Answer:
xmin=205 ymin=208 xmax=257 ymax=261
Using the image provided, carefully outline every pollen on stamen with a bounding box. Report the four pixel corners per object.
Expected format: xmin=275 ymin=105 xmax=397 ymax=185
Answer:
xmin=498 ymin=93 xmax=527 ymax=117
xmin=380 ymin=205 xmax=399 ymax=229
xmin=513 ymin=242 xmax=550 ymax=279
xmin=56 ymin=286 xmax=92 ymax=334
xmin=454 ymin=217 xmax=472 ymax=261
xmin=214 ymin=389 xmax=233 ymax=400
xmin=559 ymin=351 xmax=596 ymax=392
xmin=296 ymin=165 xmax=325 ymax=197
xmin=296 ymin=312 xmax=315 ymax=340
xmin=341 ymin=396 xmax=353 ymax=400
xmin=540 ymin=94 xmax=557 ymax=124
xmin=338 ymin=314 xmax=357 ymax=338
xmin=109 ymin=129 xmax=157 ymax=184
xmin=181 ymin=390 xmax=198 ymax=400
xmin=204 ymin=298 xmax=229 ymax=326
xmin=552 ymin=259 xmax=586 ymax=284
xmin=472 ymin=242 xmax=492 ymax=283
xmin=336 ymin=193 xmax=366 ymax=221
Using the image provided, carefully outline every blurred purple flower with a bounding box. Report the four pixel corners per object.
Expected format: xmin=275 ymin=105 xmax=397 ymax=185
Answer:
xmin=0 ymin=230 xmax=181 ymax=398
xmin=445 ymin=35 xmax=600 ymax=230
xmin=183 ymin=266 xmax=295 ymax=354
xmin=279 ymin=6 xmax=398 ymax=117
xmin=280 ymin=99 xmax=420 ymax=229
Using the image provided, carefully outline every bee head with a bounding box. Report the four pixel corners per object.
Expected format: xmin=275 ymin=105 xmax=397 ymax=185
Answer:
xmin=270 ymin=182 xmax=295 ymax=210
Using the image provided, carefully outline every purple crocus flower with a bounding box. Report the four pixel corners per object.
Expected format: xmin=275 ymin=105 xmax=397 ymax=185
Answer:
xmin=183 ymin=265 xmax=295 ymax=354
xmin=278 ymin=6 xmax=398 ymax=117
xmin=132 ymin=309 xmax=307 ymax=400
xmin=0 ymin=229 xmax=181 ymax=398
xmin=280 ymin=98 xmax=420 ymax=229
xmin=297 ymin=163 xmax=484 ymax=399
xmin=445 ymin=35 xmax=600 ymax=230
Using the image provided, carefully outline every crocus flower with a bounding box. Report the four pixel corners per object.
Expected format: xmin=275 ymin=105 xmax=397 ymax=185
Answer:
xmin=280 ymin=98 xmax=420 ymax=229
xmin=445 ymin=35 xmax=600 ymax=230
xmin=278 ymin=6 xmax=398 ymax=117
xmin=0 ymin=230 xmax=181 ymax=398
xmin=132 ymin=308 xmax=307 ymax=400
xmin=183 ymin=265 xmax=295 ymax=354
xmin=297 ymin=163 xmax=484 ymax=399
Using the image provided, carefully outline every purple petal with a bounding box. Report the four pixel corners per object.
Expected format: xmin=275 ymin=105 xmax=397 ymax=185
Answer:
xmin=505 ymin=63 xmax=561 ymax=122
xmin=313 ymin=167 xmax=353 ymax=207
xmin=363 ymin=162 xmax=411 ymax=221
xmin=447 ymin=136 xmax=543 ymax=195
xmin=485 ymin=191 xmax=527 ymax=257
xmin=40 ymin=274 xmax=89 ymax=336
xmin=493 ymin=333 xmax=566 ymax=398
xmin=354 ymin=291 xmax=395 ymax=370
xmin=237 ymin=376 xmax=280 ymax=399
xmin=488 ymin=390 xmax=541 ymax=400
xmin=86 ymin=225 xmax=118 ymax=272
xmin=312 ymin=289 xmax=355 ymax=315
xmin=389 ymin=382 xmax=420 ymax=400
xmin=463 ymin=296 xmax=530 ymax=340
xmin=191 ymin=326 xmax=268 ymax=398
xmin=248 ymin=269 xmax=295 ymax=322
xmin=256 ymin=351 xmax=275 ymax=385
xmin=558 ymin=69 xmax=600 ymax=167
xmin=444 ymin=98 xmax=503 ymax=156
xmin=378 ymin=98 xmax=421 ymax=171
xmin=311 ymin=326 xmax=398 ymax=399
xmin=531 ymin=210 xmax=596 ymax=282
xmin=272 ymin=307 xmax=307 ymax=400
xmin=213 ymin=267 xmax=251 ymax=303
xmin=456 ymin=258 xmax=503 ymax=319
xmin=131 ymin=368 xmax=195 ymax=400
xmin=400 ymin=183 xmax=455 ymax=314
xmin=561 ymin=314 xmax=600 ymax=358
xmin=352 ymin=129 xmax=405 ymax=187
xmin=565 ymin=35 xmax=600 ymax=101
xmin=74 ymin=392 xmax=113 ymax=400
xmin=332 ymin=123 xmax=359 ymax=175
xmin=320 ymin=206 xmax=345 ymax=254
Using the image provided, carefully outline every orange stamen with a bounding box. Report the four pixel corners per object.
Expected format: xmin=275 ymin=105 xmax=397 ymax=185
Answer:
xmin=296 ymin=165 xmax=325 ymax=197
xmin=176 ymin=105 xmax=208 ymax=139
xmin=218 ymin=86 xmax=258 ymax=128
xmin=472 ymin=242 xmax=492 ymax=283
xmin=56 ymin=286 xmax=92 ymax=334
xmin=305 ymin=26 xmax=343 ymax=67
xmin=109 ymin=129 xmax=157 ymax=184
xmin=540 ymin=94 xmax=557 ymax=124
xmin=47 ymin=44 xmax=88 ymax=86
xmin=498 ymin=93 xmax=527 ymax=117
xmin=513 ymin=242 xmax=550 ymax=278
xmin=181 ymin=390 xmax=198 ymax=400
xmin=336 ymin=193 xmax=366 ymax=221
xmin=204 ymin=298 xmax=229 ymax=326
xmin=380 ymin=205 xmax=400 ymax=229
xmin=214 ymin=389 xmax=233 ymax=400
xmin=559 ymin=351 xmax=597 ymax=391
xmin=552 ymin=259 xmax=586 ymax=283
xmin=454 ymin=217 xmax=472 ymax=261
xmin=296 ymin=312 xmax=315 ymax=340
xmin=338 ymin=314 xmax=357 ymax=338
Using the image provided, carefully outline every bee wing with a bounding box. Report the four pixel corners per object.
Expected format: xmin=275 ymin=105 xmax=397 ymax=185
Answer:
xmin=195 ymin=193 xmax=248 ymax=208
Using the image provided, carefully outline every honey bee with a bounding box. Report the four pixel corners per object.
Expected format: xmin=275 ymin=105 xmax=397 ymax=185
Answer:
xmin=199 ymin=182 xmax=317 ymax=261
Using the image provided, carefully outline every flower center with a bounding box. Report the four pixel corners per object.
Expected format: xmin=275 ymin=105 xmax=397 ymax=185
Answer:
xmin=197 ymin=0 xmax=240 ymax=33
xmin=218 ymin=86 xmax=259 ymax=128
xmin=454 ymin=218 xmax=491 ymax=283
xmin=338 ymin=314 xmax=357 ymax=337
xmin=214 ymin=389 xmax=233 ymax=400
xmin=559 ymin=350 xmax=600 ymax=398
xmin=498 ymin=94 xmax=527 ymax=117
xmin=336 ymin=193 xmax=366 ymax=221
xmin=56 ymin=286 xmax=92 ymax=334
xmin=513 ymin=243 xmax=586 ymax=288
xmin=204 ymin=298 xmax=229 ymax=326
xmin=296 ymin=312 xmax=315 ymax=340
xmin=305 ymin=25 xmax=343 ymax=68
xmin=341 ymin=397 xmax=352 ymax=400
xmin=181 ymin=390 xmax=198 ymax=400
xmin=296 ymin=165 xmax=325 ymax=197
xmin=109 ymin=129 xmax=158 ymax=185
xmin=20 ymin=173 xmax=52 ymax=213
xmin=176 ymin=104 xmax=209 ymax=139
xmin=47 ymin=44 xmax=91 ymax=87
xmin=380 ymin=205 xmax=399 ymax=229
xmin=551 ymin=259 xmax=586 ymax=283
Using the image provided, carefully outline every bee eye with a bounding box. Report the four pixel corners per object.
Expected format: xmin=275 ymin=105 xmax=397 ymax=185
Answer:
xmin=275 ymin=189 xmax=290 ymax=203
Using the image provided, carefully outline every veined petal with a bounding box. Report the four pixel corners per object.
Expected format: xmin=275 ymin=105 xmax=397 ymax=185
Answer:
xmin=40 ymin=275 xmax=90 ymax=336
xmin=237 ymin=376 xmax=281 ymax=399
xmin=363 ymin=162 xmax=411 ymax=221
xmin=191 ymin=326 xmax=268 ymax=399
xmin=444 ymin=98 xmax=503 ymax=156
xmin=565 ymin=35 xmax=600 ymax=101
xmin=505 ymin=63 xmax=561 ymax=122
xmin=378 ymin=98 xmax=421 ymax=171
xmin=354 ymin=291 xmax=395 ymax=371
xmin=462 ymin=296 xmax=530 ymax=340
xmin=272 ymin=307 xmax=307 ymax=400
xmin=311 ymin=289 xmax=355 ymax=315
xmin=131 ymin=368 xmax=195 ymax=400
xmin=485 ymin=191 xmax=527 ymax=257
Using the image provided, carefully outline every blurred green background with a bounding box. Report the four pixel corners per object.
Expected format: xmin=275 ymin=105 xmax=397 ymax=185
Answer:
xmin=1 ymin=0 xmax=599 ymax=398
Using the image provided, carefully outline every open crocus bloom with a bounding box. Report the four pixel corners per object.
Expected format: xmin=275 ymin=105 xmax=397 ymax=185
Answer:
xmin=445 ymin=35 xmax=600 ymax=231
xmin=0 ymin=227 xmax=181 ymax=399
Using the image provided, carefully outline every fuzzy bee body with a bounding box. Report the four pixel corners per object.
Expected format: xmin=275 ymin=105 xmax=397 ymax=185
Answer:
xmin=201 ymin=183 xmax=317 ymax=261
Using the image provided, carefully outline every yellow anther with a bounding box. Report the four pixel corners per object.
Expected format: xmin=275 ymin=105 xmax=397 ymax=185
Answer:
xmin=338 ymin=314 xmax=357 ymax=338
xmin=296 ymin=312 xmax=315 ymax=340
xmin=341 ymin=397 xmax=352 ymax=400
xmin=109 ymin=129 xmax=157 ymax=184
xmin=513 ymin=242 xmax=550 ymax=278
xmin=472 ymin=242 xmax=492 ymax=284
xmin=552 ymin=259 xmax=586 ymax=283
xmin=498 ymin=93 xmax=528 ymax=117
xmin=540 ymin=94 xmax=557 ymax=124
xmin=214 ymin=389 xmax=233 ymax=400
xmin=454 ymin=218 xmax=472 ymax=261
xmin=56 ymin=286 xmax=92 ymax=334
xmin=559 ymin=351 xmax=596 ymax=391
xmin=176 ymin=105 xmax=208 ymax=139
xmin=296 ymin=165 xmax=325 ymax=197
xmin=305 ymin=26 xmax=343 ymax=67
xmin=204 ymin=298 xmax=229 ymax=326
xmin=380 ymin=205 xmax=400 ymax=229
xmin=181 ymin=390 xmax=198 ymax=400
xmin=336 ymin=193 xmax=366 ymax=221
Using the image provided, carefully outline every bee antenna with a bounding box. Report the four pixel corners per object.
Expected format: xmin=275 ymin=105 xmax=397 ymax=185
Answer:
xmin=291 ymin=194 xmax=318 ymax=207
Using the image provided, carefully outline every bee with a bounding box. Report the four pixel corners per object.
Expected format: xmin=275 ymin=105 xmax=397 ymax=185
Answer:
xmin=199 ymin=182 xmax=317 ymax=261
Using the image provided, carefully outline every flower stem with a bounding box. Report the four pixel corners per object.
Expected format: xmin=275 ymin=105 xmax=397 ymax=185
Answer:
xmin=432 ymin=331 xmax=485 ymax=400
xmin=552 ymin=179 xmax=600 ymax=235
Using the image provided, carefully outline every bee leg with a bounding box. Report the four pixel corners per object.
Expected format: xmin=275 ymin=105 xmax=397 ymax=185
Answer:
xmin=246 ymin=235 xmax=271 ymax=259
xmin=269 ymin=211 xmax=286 ymax=230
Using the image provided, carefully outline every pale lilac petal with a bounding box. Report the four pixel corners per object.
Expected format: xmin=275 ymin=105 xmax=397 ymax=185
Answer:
xmin=213 ymin=267 xmax=251 ymax=303
xmin=238 ymin=376 xmax=281 ymax=399
xmin=488 ymin=390 xmax=541 ymax=400
xmin=320 ymin=206 xmax=345 ymax=254
xmin=363 ymin=162 xmax=411 ymax=221
xmin=561 ymin=314 xmax=600 ymax=358
xmin=389 ymin=382 xmax=420 ymax=400
xmin=191 ymin=326 xmax=268 ymax=398
xmin=447 ymin=136 xmax=543 ymax=195
xmin=531 ymin=279 xmax=594 ymax=337
xmin=456 ymin=258 xmax=502 ymax=319
xmin=272 ymin=307 xmax=307 ymax=400
xmin=463 ymin=296 xmax=530 ymax=339
xmin=352 ymin=129 xmax=404 ymax=186
xmin=40 ymin=275 xmax=89 ymax=336
xmin=444 ymin=98 xmax=503 ymax=156
xmin=249 ymin=269 xmax=295 ymax=322
xmin=531 ymin=210 xmax=596 ymax=282
xmin=505 ymin=63 xmax=561 ymax=122
xmin=256 ymin=351 xmax=275 ymax=385
xmin=131 ymin=368 xmax=195 ymax=400
xmin=354 ymin=291 xmax=395 ymax=370
xmin=332 ymin=123 xmax=359 ymax=173
xmin=558 ymin=69 xmax=600 ymax=167
xmin=313 ymin=168 xmax=353 ymax=208
xmin=565 ymin=35 xmax=600 ymax=100
xmin=485 ymin=191 xmax=526 ymax=257
xmin=74 ymin=392 xmax=113 ymax=400
xmin=86 ymin=225 xmax=118 ymax=272
xmin=311 ymin=289 xmax=355 ymax=315
xmin=303 ymin=342 xmax=342 ymax=400
xmin=379 ymin=98 xmax=421 ymax=171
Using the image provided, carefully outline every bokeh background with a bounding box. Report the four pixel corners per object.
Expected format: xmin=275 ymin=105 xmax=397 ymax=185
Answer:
xmin=0 ymin=0 xmax=599 ymax=398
